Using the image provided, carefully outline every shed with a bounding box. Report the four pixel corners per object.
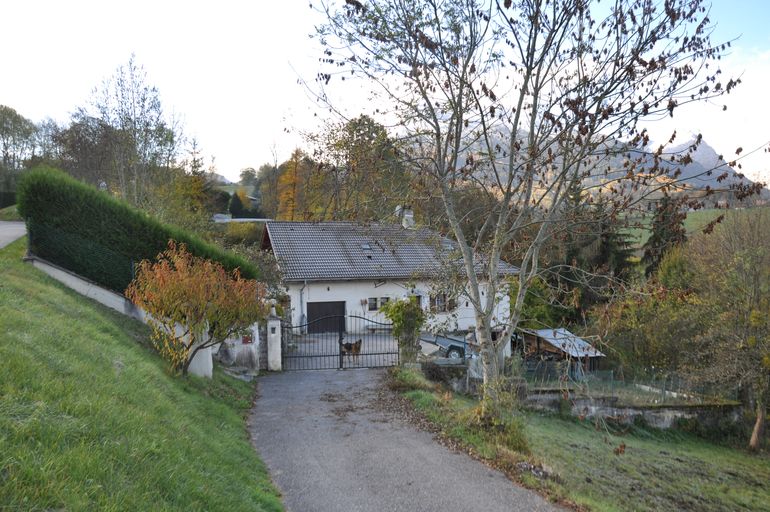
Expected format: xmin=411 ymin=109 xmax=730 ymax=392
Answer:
xmin=518 ymin=327 xmax=605 ymax=378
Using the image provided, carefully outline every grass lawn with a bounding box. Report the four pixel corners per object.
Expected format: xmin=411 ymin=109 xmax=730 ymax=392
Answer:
xmin=0 ymin=238 xmax=282 ymax=511
xmin=216 ymin=184 xmax=240 ymax=196
xmin=391 ymin=368 xmax=770 ymax=511
xmin=624 ymin=207 xmax=740 ymax=249
xmin=0 ymin=204 xmax=21 ymax=221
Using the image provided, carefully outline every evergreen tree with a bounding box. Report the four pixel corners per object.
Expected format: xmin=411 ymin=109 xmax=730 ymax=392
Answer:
xmin=642 ymin=196 xmax=687 ymax=277
xmin=228 ymin=192 xmax=244 ymax=218
xmin=594 ymin=203 xmax=635 ymax=279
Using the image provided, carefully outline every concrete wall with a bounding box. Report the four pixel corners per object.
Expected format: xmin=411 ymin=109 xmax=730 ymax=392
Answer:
xmin=28 ymin=255 xmax=217 ymax=378
xmin=527 ymin=392 xmax=742 ymax=430
xmin=285 ymin=279 xmax=510 ymax=334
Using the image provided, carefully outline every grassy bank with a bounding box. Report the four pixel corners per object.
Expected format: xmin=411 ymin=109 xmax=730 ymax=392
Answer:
xmin=390 ymin=368 xmax=770 ymax=511
xmin=0 ymin=204 xmax=21 ymax=221
xmin=0 ymin=238 xmax=282 ymax=511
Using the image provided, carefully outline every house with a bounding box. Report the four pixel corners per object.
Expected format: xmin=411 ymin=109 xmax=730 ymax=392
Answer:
xmin=261 ymin=220 xmax=517 ymax=339
xmin=517 ymin=327 xmax=605 ymax=378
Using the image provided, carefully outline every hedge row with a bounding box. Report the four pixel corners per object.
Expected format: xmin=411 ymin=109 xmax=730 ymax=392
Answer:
xmin=0 ymin=191 xmax=15 ymax=209
xmin=17 ymin=166 xmax=260 ymax=292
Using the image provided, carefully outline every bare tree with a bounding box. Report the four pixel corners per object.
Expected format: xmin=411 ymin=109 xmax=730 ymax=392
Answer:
xmin=0 ymin=105 xmax=36 ymax=171
xmin=316 ymin=0 xmax=740 ymax=410
xmin=83 ymin=54 xmax=183 ymax=205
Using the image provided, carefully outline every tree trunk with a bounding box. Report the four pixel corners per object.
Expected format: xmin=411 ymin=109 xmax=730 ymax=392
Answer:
xmin=749 ymin=398 xmax=766 ymax=451
xmin=477 ymin=322 xmax=500 ymax=417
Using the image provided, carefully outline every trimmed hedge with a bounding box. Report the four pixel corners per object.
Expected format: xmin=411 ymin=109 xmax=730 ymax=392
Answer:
xmin=17 ymin=166 xmax=260 ymax=292
xmin=0 ymin=191 xmax=15 ymax=209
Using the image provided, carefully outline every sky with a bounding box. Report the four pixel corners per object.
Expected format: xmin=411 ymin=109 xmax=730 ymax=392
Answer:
xmin=2 ymin=0 xmax=769 ymax=183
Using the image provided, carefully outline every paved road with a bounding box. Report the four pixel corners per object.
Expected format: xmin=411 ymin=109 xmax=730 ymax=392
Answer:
xmin=0 ymin=221 xmax=25 ymax=249
xmin=249 ymin=369 xmax=560 ymax=512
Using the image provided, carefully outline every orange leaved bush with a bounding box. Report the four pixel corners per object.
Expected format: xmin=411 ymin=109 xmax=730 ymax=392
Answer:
xmin=126 ymin=241 xmax=268 ymax=375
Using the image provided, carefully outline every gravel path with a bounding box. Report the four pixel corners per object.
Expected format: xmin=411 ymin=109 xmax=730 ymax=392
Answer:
xmin=249 ymin=368 xmax=560 ymax=512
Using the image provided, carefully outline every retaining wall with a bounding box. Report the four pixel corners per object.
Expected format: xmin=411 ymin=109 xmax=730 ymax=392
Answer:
xmin=527 ymin=391 xmax=742 ymax=429
xmin=26 ymin=254 xmax=261 ymax=378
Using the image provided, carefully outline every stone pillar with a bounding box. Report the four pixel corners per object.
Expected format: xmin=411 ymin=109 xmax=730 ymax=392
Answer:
xmin=188 ymin=346 xmax=213 ymax=378
xmin=267 ymin=304 xmax=282 ymax=372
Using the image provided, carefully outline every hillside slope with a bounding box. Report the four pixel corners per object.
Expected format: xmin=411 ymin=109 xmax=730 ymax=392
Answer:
xmin=0 ymin=239 xmax=282 ymax=511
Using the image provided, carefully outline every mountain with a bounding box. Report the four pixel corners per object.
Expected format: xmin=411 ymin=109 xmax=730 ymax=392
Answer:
xmin=656 ymin=139 xmax=748 ymax=189
xmin=205 ymin=172 xmax=233 ymax=185
xmin=453 ymin=128 xmax=766 ymax=205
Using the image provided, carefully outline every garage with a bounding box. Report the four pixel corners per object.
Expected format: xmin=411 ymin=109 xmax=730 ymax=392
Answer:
xmin=306 ymin=301 xmax=346 ymax=333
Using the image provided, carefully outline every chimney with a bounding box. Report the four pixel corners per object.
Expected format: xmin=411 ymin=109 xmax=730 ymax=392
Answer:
xmin=396 ymin=206 xmax=414 ymax=229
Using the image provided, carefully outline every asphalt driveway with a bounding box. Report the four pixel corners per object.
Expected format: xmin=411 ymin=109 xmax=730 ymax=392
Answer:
xmin=0 ymin=221 xmax=25 ymax=249
xmin=249 ymin=369 xmax=560 ymax=512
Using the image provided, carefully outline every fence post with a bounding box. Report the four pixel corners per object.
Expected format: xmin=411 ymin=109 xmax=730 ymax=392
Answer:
xmin=338 ymin=318 xmax=345 ymax=370
xmin=267 ymin=304 xmax=282 ymax=372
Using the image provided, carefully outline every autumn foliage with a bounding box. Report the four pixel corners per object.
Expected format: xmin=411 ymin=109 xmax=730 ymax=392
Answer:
xmin=126 ymin=241 xmax=268 ymax=374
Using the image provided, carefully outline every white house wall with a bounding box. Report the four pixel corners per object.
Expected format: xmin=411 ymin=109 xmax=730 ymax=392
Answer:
xmin=286 ymin=280 xmax=510 ymax=335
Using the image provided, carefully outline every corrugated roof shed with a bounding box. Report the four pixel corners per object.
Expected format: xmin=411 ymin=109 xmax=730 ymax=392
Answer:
xmin=534 ymin=328 xmax=605 ymax=358
xmin=264 ymin=221 xmax=518 ymax=283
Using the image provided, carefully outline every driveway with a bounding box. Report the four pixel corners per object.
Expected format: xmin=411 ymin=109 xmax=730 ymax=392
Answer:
xmin=249 ymin=369 xmax=560 ymax=512
xmin=0 ymin=221 xmax=25 ymax=249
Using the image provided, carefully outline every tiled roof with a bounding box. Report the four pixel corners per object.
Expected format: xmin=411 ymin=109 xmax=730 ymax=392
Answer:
xmin=264 ymin=221 xmax=517 ymax=283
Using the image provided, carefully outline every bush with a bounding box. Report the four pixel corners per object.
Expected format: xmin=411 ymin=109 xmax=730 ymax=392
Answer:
xmin=422 ymin=361 xmax=467 ymax=384
xmin=380 ymin=297 xmax=425 ymax=363
xmin=220 ymin=222 xmax=264 ymax=246
xmin=387 ymin=367 xmax=437 ymax=392
xmin=17 ymin=166 xmax=260 ymax=292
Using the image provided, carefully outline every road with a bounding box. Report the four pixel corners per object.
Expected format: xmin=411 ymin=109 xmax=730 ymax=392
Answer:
xmin=249 ymin=369 xmax=560 ymax=512
xmin=0 ymin=221 xmax=25 ymax=249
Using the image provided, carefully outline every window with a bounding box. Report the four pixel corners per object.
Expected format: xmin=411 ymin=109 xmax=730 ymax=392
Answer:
xmin=368 ymin=297 xmax=390 ymax=311
xmin=430 ymin=293 xmax=456 ymax=313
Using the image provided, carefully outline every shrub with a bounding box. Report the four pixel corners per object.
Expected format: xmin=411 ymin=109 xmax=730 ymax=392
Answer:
xmin=387 ymin=367 xmax=436 ymax=392
xmin=422 ymin=361 xmax=467 ymax=384
xmin=380 ymin=297 xmax=425 ymax=363
xmin=126 ymin=241 xmax=268 ymax=374
xmin=220 ymin=222 xmax=264 ymax=246
xmin=16 ymin=166 xmax=260 ymax=292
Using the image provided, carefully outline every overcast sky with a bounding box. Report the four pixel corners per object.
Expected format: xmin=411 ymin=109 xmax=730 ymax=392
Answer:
xmin=2 ymin=0 xmax=769 ymax=183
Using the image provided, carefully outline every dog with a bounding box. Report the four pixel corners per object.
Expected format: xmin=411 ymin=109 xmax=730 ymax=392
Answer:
xmin=341 ymin=338 xmax=363 ymax=357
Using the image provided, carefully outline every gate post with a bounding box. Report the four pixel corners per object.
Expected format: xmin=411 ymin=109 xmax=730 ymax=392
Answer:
xmin=267 ymin=303 xmax=282 ymax=372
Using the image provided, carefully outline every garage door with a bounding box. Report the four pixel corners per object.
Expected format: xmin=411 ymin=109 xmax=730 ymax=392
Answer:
xmin=306 ymin=301 xmax=346 ymax=333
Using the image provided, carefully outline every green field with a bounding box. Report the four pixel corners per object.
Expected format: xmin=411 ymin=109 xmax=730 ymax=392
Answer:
xmin=525 ymin=413 xmax=768 ymax=511
xmin=216 ymin=184 xmax=240 ymax=196
xmin=624 ymin=207 xmax=742 ymax=248
xmin=393 ymin=368 xmax=770 ymax=511
xmin=0 ymin=239 xmax=282 ymax=511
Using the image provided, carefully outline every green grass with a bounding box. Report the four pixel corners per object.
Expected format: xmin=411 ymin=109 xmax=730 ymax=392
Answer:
xmin=0 ymin=204 xmax=21 ymax=221
xmin=0 ymin=238 xmax=283 ymax=511
xmin=526 ymin=414 xmax=770 ymax=511
xmin=392 ymin=368 xmax=770 ymax=511
xmin=624 ymin=207 xmax=748 ymax=248
xmin=216 ymin=184 xmax=239 ymax=196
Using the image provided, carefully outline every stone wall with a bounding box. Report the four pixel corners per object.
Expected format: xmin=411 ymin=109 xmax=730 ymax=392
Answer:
xmin=527 ymin=391 xmax=742 ymax=430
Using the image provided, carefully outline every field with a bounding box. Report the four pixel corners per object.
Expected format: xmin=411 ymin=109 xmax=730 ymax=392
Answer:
xmin=216 ymin=184 xmax=240 ymax=196
xmin=0 ymin=239 xmax=282 ymax=511
xmin=392 ymin=368 xmax=770 ymax=511
xmin=623 ymin=207 xmax=729 ymax=248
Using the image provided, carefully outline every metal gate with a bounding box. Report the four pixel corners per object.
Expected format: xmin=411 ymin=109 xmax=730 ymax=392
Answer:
xmin=282 ymin=315 xmax=398 ymax=370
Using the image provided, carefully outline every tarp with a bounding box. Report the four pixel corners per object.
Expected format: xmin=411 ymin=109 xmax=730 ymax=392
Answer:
xmin=533 ymin=328 xmax=605 ymax=358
